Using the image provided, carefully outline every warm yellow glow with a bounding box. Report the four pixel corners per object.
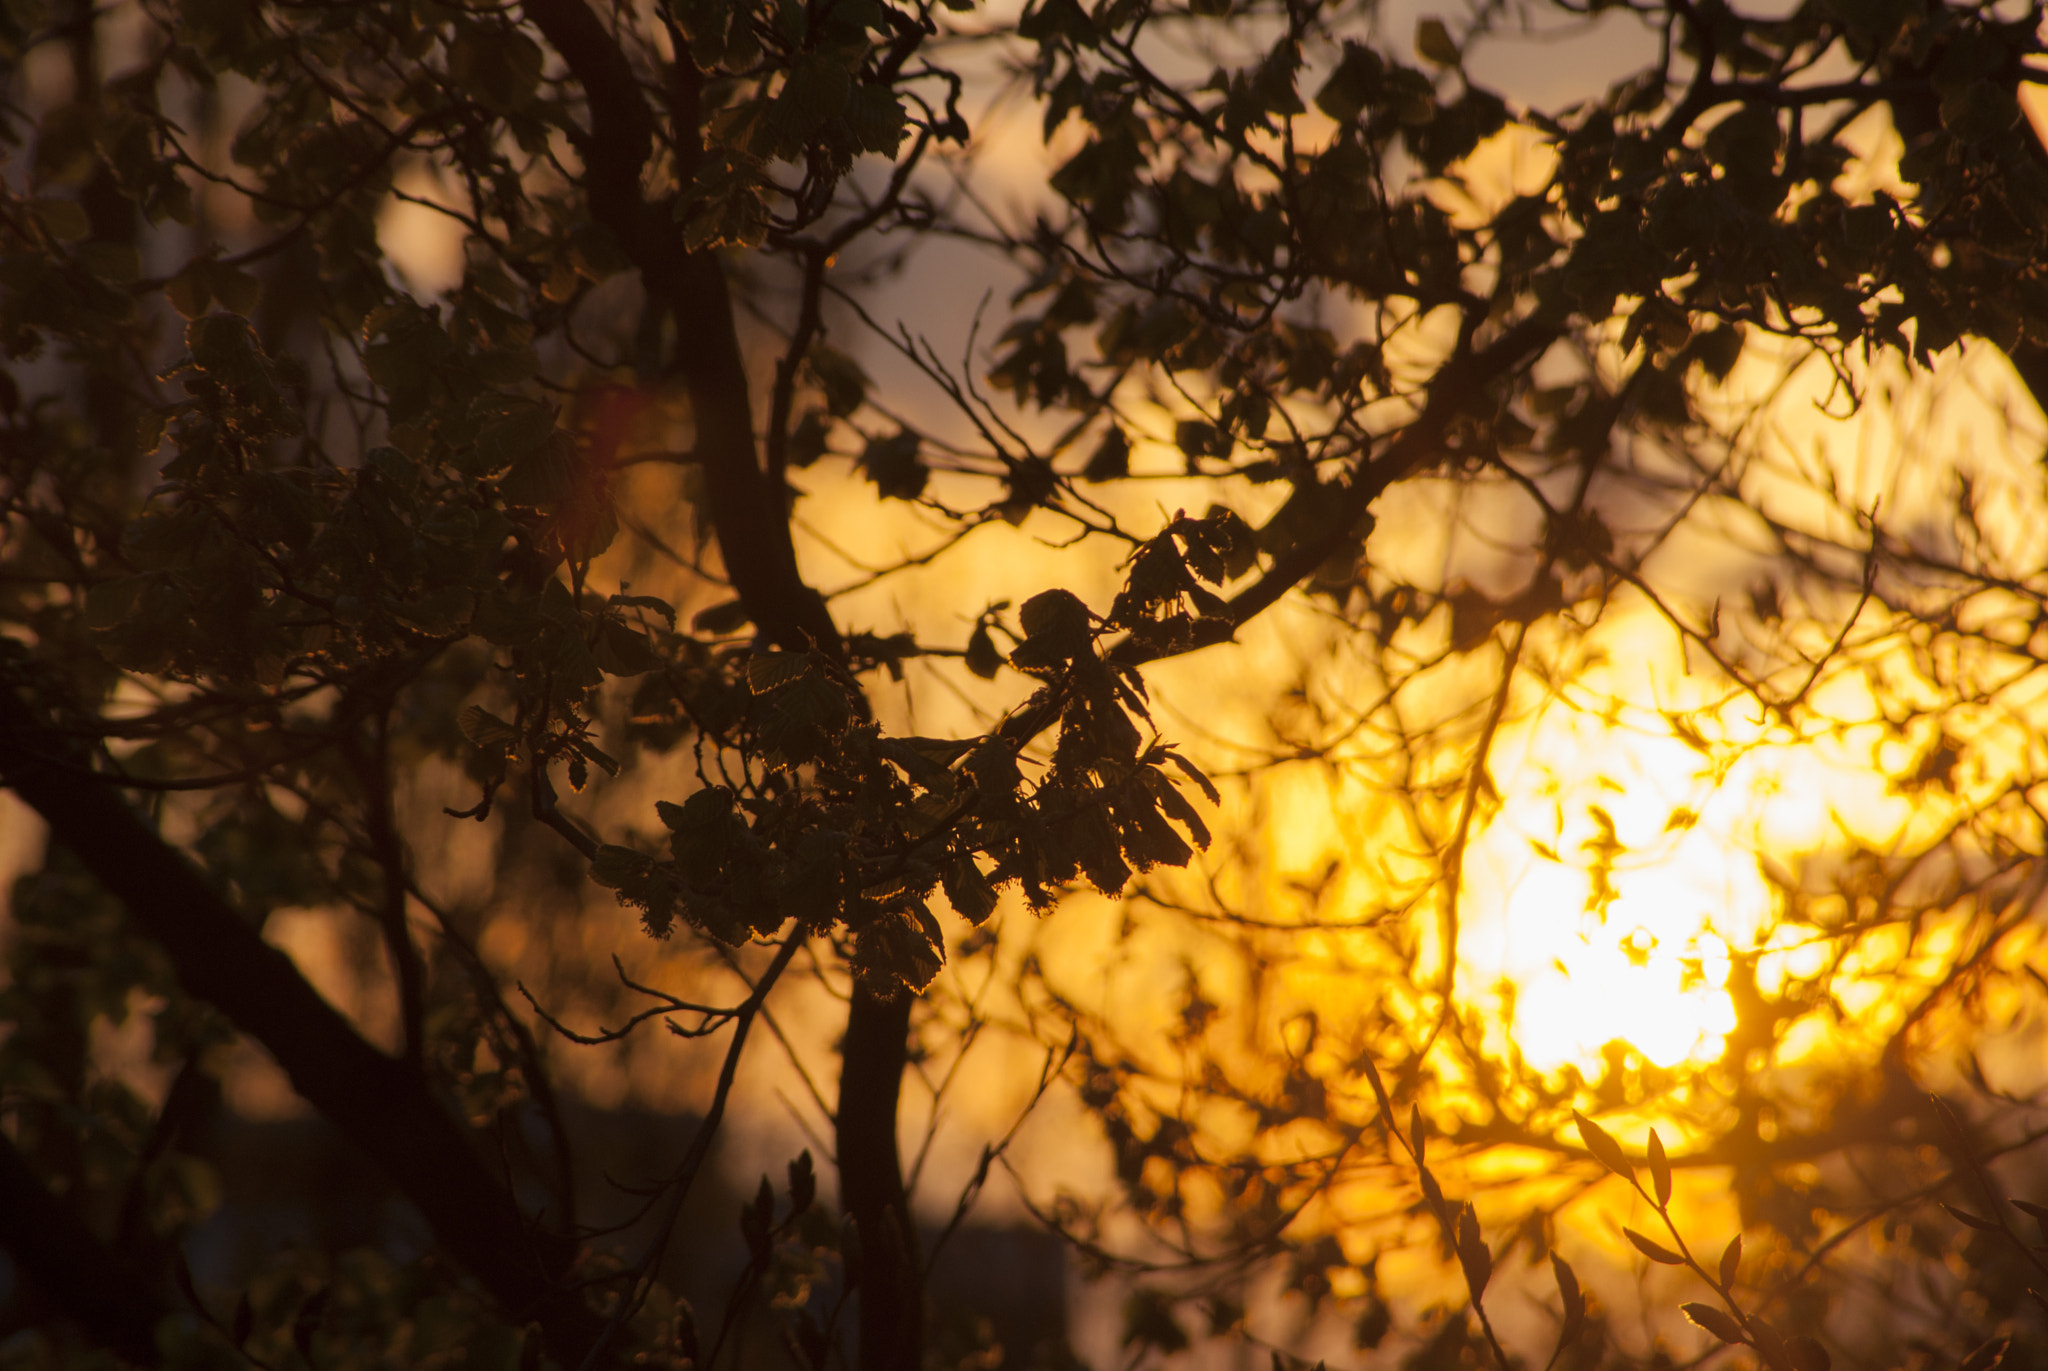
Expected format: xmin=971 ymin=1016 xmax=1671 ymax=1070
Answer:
xmin=1459 ymin=613 xmax=1920 ymax=1076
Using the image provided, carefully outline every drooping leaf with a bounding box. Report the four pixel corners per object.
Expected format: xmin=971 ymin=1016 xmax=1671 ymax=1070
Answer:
xmin=1681 ymin=1302 xmax=1744 ymax=1344
xmin=1624 ymin=1227 xmax=1685 ymax=1265
xmin=1573 ymin=1110 xmax=1632 ymax=1179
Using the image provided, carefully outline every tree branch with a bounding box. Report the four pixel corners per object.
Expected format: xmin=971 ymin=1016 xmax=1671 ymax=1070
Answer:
xmin=0 ymin=1129 xmax=168 ymax=1365
xmin=0 ymin=690 xmax=607 ymax=1366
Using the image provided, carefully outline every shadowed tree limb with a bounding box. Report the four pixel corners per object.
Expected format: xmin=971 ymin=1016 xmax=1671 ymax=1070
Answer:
xmin=0 ymin=1129 xmax=169 ymax=1365
xmin=0 ymin=690 xmax=608 ymax=1366
xmin=511 ymin=8 xmax=923 ymax=1366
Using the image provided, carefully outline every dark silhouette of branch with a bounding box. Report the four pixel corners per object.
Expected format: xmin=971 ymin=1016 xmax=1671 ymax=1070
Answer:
xmin=0 ymin=688 xmax=607 ymax=1366
xmin=0 ymin=1129 xmax=169 ymax=1365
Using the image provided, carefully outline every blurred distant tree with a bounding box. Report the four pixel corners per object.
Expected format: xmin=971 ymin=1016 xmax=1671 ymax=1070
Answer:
xmin=0 ymin=0 xmax=2046 ymax=1368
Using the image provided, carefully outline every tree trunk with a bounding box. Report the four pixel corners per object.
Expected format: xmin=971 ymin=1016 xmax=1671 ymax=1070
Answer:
xmin=839 ymin=986 xmax=922 ymax=1371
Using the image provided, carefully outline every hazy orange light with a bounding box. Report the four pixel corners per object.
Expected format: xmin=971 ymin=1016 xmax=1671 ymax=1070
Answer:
xmin=1457 ymin=614 xmax=1919 ymax=1077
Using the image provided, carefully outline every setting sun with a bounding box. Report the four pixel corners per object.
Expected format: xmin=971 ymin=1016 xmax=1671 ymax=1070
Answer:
xmin=1458 ymin=616 xmax=1922 ymax=1076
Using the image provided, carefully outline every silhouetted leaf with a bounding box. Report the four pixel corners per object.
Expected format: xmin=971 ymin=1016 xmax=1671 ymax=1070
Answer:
xmin=1624 ymin=1228 xmax=1684 ymax=1265
xmin=1682 ymin=1302 xmax=1744 ymax=1344
xmin=1719 ymin=1233 xmax=1742 ymax=1288
xmin=1456 ymin=1206 xmax=1491 ymax=1298
xmin=1574 ymin=1111 xmax=1632 ymax=1179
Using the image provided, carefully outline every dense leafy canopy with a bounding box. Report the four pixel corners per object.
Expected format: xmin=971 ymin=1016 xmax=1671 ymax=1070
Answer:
xmin=1 ymin=0 xmax=2047 ymax=1367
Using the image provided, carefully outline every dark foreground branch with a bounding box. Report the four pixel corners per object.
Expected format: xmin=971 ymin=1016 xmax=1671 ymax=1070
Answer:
xmin=0 ymin=1129 xmax=169 ymax=1364
xmin=0 ymin=691 xmax=607 ymax=1366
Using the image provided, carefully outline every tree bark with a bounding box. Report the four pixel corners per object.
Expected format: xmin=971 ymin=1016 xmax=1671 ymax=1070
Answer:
xmin=0 ymin=692 xmax=606 ymax=1366
xmin=518 ymin=8 xmax=925 ymax=1366
xmin=839 ymin=986 xmax=922 ymax=1371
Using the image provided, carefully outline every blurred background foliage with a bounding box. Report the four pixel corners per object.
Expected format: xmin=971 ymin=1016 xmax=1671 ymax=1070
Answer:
xmin=0 ymin=0 xmax=2046 ymax=1368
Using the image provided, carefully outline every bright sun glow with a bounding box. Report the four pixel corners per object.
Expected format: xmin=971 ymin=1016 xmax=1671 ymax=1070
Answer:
xmin=1458 ymin=618 xmax=1916 ymax=1075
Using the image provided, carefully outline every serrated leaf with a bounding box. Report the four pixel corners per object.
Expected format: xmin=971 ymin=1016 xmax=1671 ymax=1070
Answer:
xmin=942 ymin=856 xmax=999 ymax=924
xmin=1624 ymin=1227 xmax=1685 ymax=1265
xmin=589 ymin=844 xmax=654 ymax=889
xmin=747 ymin=653 xmax=812 ymax=694
xmin=458 ymin=705 xmax=521 ymax=754
xmin=1163 ymin=749 xmax=1221 ymax=805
